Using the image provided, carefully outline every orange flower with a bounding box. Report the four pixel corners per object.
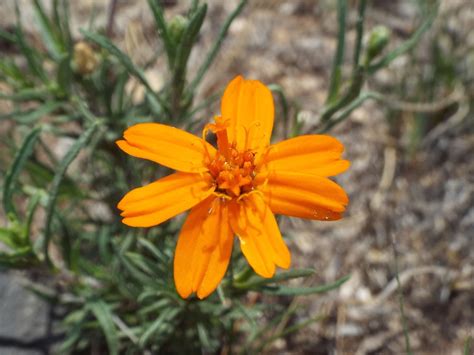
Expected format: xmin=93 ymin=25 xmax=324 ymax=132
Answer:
xmin=117 ymin=76 xmax=350 ymax=299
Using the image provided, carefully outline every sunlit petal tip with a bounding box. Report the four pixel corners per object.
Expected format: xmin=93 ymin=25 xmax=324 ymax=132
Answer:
xmin=115 ymin=139 xmax=128 ymax=152
xmin=279 ymin=251 xmax=291 ymax=270
xmin=338 ymin=159 xmax=351 ymax=174
xmin=121 ymin=217 xmax=153 ymax=228
xmin=196 ymin=286 xmax=213 ymax=300
xmin=254 ymin=262 xmax=275 ymax=279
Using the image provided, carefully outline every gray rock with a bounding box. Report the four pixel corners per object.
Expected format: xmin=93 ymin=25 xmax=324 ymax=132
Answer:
xmin=0 ymin=272 xmax=51 ymax=355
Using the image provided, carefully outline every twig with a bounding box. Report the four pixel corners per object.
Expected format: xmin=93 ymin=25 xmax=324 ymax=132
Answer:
xmin=106 ymin=0 xmax=118 ymax=37
xmin=391 ymin=233 xmax=412 ymax=355
xmin=326 ymin=0 xmax=347 ymax=105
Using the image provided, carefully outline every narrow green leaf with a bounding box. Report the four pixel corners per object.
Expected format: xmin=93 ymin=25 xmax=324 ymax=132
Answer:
xmin=0 ymin=228 xmax=18 ymax=249
xmin=0 ymin=59 xmax=30 ymax=85
xmin=0 ymin=246 xmax=34 ymax=260
xmin=188 ymin=0 xmax=247 ymax=93
xmin=81 ymin=29 xmax=168 ymax=113
xmin=52 ymin=0 xmax=72 ymax=49
xmin=261 ymin=274 xmax=351 ymax=296
xmin=0 ymin=28 xmax=16 ymax=43
xmin=137 ymin=237 xmax=166 ymax=261
xmin=0 ymin=250 xmax=34 ymax=268
xmin=352 ymin=0 xmax=367 ymax=68
xmin=125 ymin=252 xmax=155 ymax=276
xmin=317 ymin=91 xmax=378 ymax=133
xmin=320 ymin=65 xmax=365 ymax=123
xmin=112 ymin=70 xmax=129 ymax=114
xmin=257 ymin=314 xmax=325 ymax=353
xmin=24 ymin=192 xmax=41 ymax=242
xmin=3 ymin=127 xmax=41 ymax=216
xmin=138 ymin=299 xmax=170 ymax=316
xmin=234 ymin=268 xmax=316 ymax=289
xmin=88 ymin=299 xmax=119 ymax=355
xmin=169 ymin=4 xmax=206 ymax=118
xmin=42 ymin=121 xmax=100 ymax=265
xmin=14 ymin=25 xmax=48 ymax=82
xmin=14 ymin=101 xmax=62 ymax=124
xmin=97 ymin=225 xmax=112 ymax=264
xmin=197 ymin=322 xmax=212 ymax=349
xmin=118 ymin=254 xmax=153 ymax=284
xmin=464 ymin=336 xmax=472 ymax=355
xmin=138 ymin=308 xmax=180 ymax=348
xmin=174 ymin=4 xmax=207 ymax=74
xmin=32 ymin=0 xmax=63 ymax=60
xmin=56 ymin=54 xmax=72 ymax=96
xmin=147 ymin=0 xmax=174 ymax=65
xmin=326 ymin=0 xmax=347 ymax=104
xmin=59 ymin=308 xmax=89 ymax=353
xmin=0 ymin=88 xmax=49 ymax=101
xmin=145 ymin=91 xmax=164 ymax=117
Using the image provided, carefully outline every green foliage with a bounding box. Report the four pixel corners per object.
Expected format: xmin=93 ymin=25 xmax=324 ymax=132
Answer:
xmin=0 ymin=0 xmax=445 ymax=353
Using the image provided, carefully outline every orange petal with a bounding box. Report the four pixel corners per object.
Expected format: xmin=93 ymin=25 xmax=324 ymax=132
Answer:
xmin=118 ymin=172 xmax=213 ymax=227
xmin=117 ymin=123 xmax=216 ymax=173
xmin=221 ymin=76 xmax=274 ymax=151
xmin=174 ymin=197 xmax=234 ymax=299
xmin=229 ymin=193 xmax=290 ymax=278
xmin=259 ymin=171 xmax=348 ymax=220
xmin=264 ymin=135 xmax=350 ymax=176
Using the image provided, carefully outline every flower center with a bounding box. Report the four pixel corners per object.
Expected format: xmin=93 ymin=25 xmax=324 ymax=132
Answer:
xmin=203 ymin=117 xmax=257 ymax=198
xmin=208 ymin=145 xmax=256 ymax=197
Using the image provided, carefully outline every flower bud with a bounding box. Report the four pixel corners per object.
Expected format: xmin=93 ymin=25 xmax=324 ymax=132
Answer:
xmin=366 ymin=26 xmax=391 ymax=62
xmin=168 ymin=15 xmax=188 ymax=44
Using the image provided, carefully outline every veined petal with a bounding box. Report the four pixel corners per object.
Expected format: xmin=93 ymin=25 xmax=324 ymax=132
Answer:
xmin=118 ymin=172 xmax=213 ymax=227
xmin=117 ymin=123 xmax=216 ymax=173
xmin=263 ymin=135 xmax=350 ymax=176
xmin=259 ymin=171 xmax=348 ymax=220
xmin=221 ymin=75 xmax=274 ymax=151
xmin=229 ymin=193 xmax=290 ymax=278
xmin=174 ymin=197 xmax=234 ymax=299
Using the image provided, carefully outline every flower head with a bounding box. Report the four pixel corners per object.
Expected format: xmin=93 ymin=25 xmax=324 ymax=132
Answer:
xmin=117 ymin=76 xmax=350 ymax=299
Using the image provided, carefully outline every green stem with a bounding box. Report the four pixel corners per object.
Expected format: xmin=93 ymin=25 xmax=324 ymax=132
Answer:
xmin=187 ymin=0 xmax=247 ymax=95
xmin=367 ymin=1 xmax=439 ymax=74
xmin=326 ymin=0 xmax=347 ymax=105
xmin=352 ymin=0 xmax=367 ymax=68
xmin=320 ymin=65 xmax=365 ymax=123
xmin=317 ymin=91 xmax=379 ymax=133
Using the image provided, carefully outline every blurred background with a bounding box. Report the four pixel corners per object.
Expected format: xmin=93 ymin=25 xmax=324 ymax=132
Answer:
xmin=0 ymin=0 xmax=473 ymax=354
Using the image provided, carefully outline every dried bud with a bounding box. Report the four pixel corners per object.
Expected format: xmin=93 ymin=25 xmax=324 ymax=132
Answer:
xmin=73 ymin=41 xmax=99 ymax=75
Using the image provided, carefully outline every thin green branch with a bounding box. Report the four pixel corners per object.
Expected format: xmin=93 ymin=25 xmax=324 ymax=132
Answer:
xmin=326 ymin=0 xmax=347 ymax=104
xmin=42 ymin=121 xmax=101 ymax=266
xmin=320 ymin=65 xmax=365 ymax=123
xmin=353 ymin=0 xmax=367 ymax=68
xmin=317 ymin=91 xmax=379 ymax=133
xmin=187 ymin=0 xmax=247 ymax=94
